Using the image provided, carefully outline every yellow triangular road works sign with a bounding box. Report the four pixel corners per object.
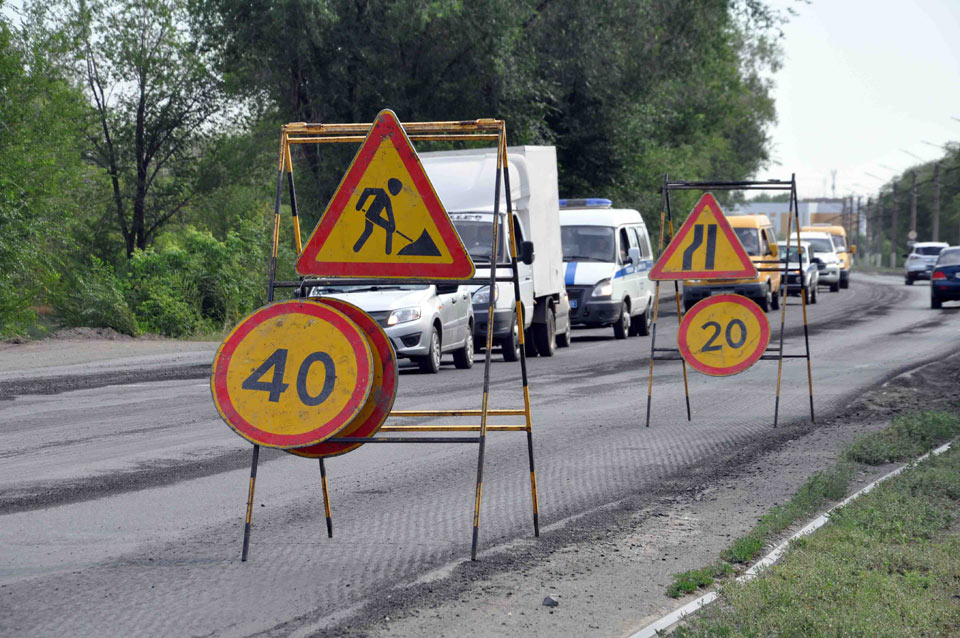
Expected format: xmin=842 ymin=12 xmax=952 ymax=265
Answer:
xmin=296 ymin=109 xmax=475 ymax=280
xmin=650 ymin=193 xmax=757 ymax=280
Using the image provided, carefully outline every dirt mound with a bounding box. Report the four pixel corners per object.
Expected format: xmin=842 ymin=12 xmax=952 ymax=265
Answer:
xmin=50 ymin=327 xmax=139 ymax=341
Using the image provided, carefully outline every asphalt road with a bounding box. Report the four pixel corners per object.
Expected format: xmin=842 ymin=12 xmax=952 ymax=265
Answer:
xmin=0 ymin=274 xmax=956 ymax=637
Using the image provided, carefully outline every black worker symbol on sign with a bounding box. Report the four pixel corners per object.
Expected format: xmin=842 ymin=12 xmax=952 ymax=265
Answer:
xmin=353 ymin=178 xmax=442 ymax=257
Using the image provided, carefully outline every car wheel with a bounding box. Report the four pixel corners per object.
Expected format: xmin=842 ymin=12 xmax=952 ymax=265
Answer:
xmin=532 ymin=307 xmax=556 ymax=357
xmin=931 ymin=294 xmax=942 ymax=309
xmin=453 ymin=327 xmax=474 ymax=369
xmin=683 ymin=298 xmax=697 ymax=313
xmin=905 ymin=276 xmax=914 ymax=285
xmin=829 ymin=280 xmax=840 ymax=293
xmin=499 ymin=313 xmax=520 ymax=362
xmin=416 ymin=327 xmax=442 ymax=373
xmin=631 ymin=300 xmax=652 ymax=336
xmin=811 ymin=282 xmax=818 ymax=304
xmin=613 ymin=302 xmax=630 ymax=339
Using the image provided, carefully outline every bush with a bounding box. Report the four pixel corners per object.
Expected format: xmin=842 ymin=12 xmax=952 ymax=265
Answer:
xmin=52 ymin=257 xmax=139 ymax=336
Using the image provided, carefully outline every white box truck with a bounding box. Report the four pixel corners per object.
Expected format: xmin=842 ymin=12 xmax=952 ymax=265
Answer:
xmin=421 ymin=146 xmax=571 ymax=360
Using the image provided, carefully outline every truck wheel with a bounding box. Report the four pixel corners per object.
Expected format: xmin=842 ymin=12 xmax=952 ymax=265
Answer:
xmin=757 ymin=285 xmax=771 ymax=312
xmin=840 ymin=274 xmax=850 ymax=289
xmin=771 ymin=285 xmax=781 ymax=310
xmin=556 ymin=328 xmax=571 ymax=348
xmin=416 ymin=327 xmax=442 ymax=373
xmin=500 ymin=313 xmax=520 ymax=362
xmin=533 ymin=307 xmax=556 ymax=357
xmin=453 ymin=328 xmax=474 ymax=369
xmin=613 ymin=303 xmax=630 ymax=339
xmin=630 ymin=301 xmax=652 ymax=336
xmin=829 ymin=280 xmax=840 ymax=293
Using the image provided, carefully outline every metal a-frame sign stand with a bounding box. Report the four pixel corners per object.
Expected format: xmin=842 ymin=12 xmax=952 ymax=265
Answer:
xmin=241 ymin=116 xmax=540 ymax=561
xmin=645 ymin=175 xmax=815 ymax=427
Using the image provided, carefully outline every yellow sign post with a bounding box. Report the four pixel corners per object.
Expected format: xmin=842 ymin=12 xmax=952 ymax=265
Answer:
xmin=644 ymin=177 xmax=815 ymax=428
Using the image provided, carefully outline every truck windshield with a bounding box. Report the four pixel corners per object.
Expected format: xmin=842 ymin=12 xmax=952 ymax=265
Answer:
xmin=831 ymin=234 xmax=847 ymax=250
xmin=561 ymin=226 xmax=615 ymax=262
xmin=733 ymin=228 xmax=761 ymax=256
xmin=452 ymin=217 xmax=506 ymax=263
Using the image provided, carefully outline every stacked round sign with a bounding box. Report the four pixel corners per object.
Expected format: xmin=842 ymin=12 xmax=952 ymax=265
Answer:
xmin=211 ymin=299 xmax=398 ymax=458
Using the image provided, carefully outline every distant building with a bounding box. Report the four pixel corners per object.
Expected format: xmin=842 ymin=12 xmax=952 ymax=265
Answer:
xmin=727 ymin=199 xmax=846 ymax=237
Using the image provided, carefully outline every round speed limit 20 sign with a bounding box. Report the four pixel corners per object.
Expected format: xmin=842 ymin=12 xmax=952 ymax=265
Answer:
xmin=211 ymin=300 xmax=374 ymax=448
xmin=677 ymin=294 xmax=770 ymax=376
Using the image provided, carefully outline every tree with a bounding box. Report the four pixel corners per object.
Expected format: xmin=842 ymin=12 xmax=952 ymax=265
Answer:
xmin=32 ymin=0 xmax=226 ymax=256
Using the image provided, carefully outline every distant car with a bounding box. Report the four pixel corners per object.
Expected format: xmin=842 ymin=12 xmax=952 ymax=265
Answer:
xmin=777 ymin=240 xmax=819 ymax=304
xmin=905 ymin=242 xmax=949 ymax=285
xmin=795 ymin=232 xmax=842 ymax=292
xmin=930 ymin=247 xmax=960 ymax=309
xmin=307 ymin=284 xmax=474 ymax=373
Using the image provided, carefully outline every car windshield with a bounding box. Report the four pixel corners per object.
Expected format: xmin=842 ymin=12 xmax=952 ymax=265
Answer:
xmin=831 ymin=234 xmax=846 ymax=250
xmin=778 ymin=245 xmax=806 ymax=262
xmin=452 ymin=217 xmax=506 ymax=263
xmin=733 ymin=228 xmax=761 ymax=256
xmin=803 ymin=237 xmax=834 ymax=253
xmin=915 ymin=245 xmax=945 ymax=256
xmin=310 ymin=284 xmax=428 ymax=295
xmin=936 ymin=249 xmax=960 ymax=266
xmin=561 ymin=225 xmax=616 ymax=262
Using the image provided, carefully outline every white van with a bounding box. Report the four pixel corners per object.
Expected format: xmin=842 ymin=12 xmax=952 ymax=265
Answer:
xmin=559 ymin=199 xmax=656 ymax=338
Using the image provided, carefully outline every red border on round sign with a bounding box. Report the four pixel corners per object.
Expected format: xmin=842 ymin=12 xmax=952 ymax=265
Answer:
xmin=289 ymin=298 xmax=398 ymax=458
xmin=211 ymin=300 xmax=373 ymax=448
xmin=677 ymin=294 xmax=770 ymax=376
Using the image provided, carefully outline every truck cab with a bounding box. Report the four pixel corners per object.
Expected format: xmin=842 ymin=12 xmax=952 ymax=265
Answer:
xmin=422 ymin=146 xmax=571 ymax=360
xmin=802 ymin=224 xmax=854 ymax=288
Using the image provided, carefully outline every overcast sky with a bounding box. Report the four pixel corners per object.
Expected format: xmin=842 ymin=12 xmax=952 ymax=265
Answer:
xmin=763 ymin=0 xmax=960 ymax=200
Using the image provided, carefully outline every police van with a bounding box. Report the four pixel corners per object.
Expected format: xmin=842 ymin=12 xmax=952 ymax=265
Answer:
xmin=558 ymin=198 xmax=656 ymax=339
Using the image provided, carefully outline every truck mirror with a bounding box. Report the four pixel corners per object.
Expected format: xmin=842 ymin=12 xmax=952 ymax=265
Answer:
xmin=519 ymin=240 xmax=535 ymax=265
xmin=628 ymin=246 xmax=641 ymax=265
xmin=850 ymin=244 xmax=857 ymax=255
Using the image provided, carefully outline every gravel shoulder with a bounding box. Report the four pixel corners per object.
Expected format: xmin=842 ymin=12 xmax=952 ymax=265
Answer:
xmin=306 ymin=350 xmax=960 ymax=638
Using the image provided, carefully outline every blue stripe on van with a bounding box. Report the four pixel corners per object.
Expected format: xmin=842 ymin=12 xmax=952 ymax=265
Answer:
xmin=564 ymin=262 xmax=578 ymax=286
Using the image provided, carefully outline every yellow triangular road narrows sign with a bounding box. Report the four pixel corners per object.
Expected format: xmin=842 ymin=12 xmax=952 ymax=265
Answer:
xmin=650 ymin=193 xmax=757 ymax=280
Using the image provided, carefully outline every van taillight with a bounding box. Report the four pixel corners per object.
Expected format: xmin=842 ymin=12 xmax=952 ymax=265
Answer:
xmin=932 ymin=270 xmax=947 ymax=280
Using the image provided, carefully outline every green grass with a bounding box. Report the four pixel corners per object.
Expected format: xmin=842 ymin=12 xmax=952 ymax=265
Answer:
xmin=665 ymin=410 xmax=960 ymax=598
xmin=672 ymin=445 xmax=960 ymax=637
xmin=844 ymin=411 xmax=960 ymax=465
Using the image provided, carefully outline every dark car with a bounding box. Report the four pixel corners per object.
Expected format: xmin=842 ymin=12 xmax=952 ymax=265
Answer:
xmin=930 ymin=247 xmax=960 ymax=309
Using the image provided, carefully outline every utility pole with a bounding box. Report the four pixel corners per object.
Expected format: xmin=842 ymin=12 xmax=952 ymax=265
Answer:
xmin=890 ymin=182 xmax=898 ymax=269
xmin=932 ymin=163 xmax=941 ymax=242
xmin=877 ymin=196 xmax=885 ymax=268
xmin=856 ymin=196 xmax=861 ymax=252
xmin=831 ymin=170 xmax=837 ymax=199
xmin=909 ymin=171 xmax=918 ymax=240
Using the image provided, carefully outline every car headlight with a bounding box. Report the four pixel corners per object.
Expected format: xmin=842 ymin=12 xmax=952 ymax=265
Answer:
xmin=472 ymin=285 xmax=499 ymax=304
xmin=387 ymin=306 xmax=421 ymax=326
xmin=592 ymin=279 xmax=613 ymax=297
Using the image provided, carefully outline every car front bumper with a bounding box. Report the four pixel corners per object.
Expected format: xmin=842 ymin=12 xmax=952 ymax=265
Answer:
xmin=684 ymin=282 xmax=767 ymax=304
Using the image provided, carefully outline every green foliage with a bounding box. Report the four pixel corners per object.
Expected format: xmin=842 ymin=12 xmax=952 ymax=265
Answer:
xmin=844 ymin=411 xmax=960 ymax=465
xmin=673 ymin=447 xmax=960 ymax=638
xmin=51 ymin=257 xmax=139 ymax=336
xmin=124 ymin=222 xmax=268 ymax=337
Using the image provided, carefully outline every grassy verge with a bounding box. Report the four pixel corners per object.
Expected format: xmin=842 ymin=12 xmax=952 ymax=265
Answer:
xmin=666 ymin=410 xmax=960 ymax=598
xmin=672 ymin=443 xmax=960 ymax=637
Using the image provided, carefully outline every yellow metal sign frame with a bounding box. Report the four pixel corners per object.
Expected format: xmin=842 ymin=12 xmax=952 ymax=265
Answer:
xmin=237 ymin=114 xmax=540 ymax=562
xmin=644 ymin=175 xmax=816 ymax=428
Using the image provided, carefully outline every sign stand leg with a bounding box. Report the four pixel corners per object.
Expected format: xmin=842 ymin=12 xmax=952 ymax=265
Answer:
xmin=672 ymin=278 xmax=691 ymax=421
xmin=773 ymin=180 xmax=796 ymax=427
xmin=319 ymin=458 xmax=333 ymax=538
xmin=645 ymin=279 xmax=661 ymax=428
xmin=241 ymin=445 xmax=260 ymax=562
xmin=793 ymin=177 xmax=816 ymax=423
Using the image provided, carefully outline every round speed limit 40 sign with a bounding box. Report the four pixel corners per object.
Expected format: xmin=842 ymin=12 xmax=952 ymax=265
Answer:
xmin=677 ymin=294 xmax=770 ymax=376
xmin=211 ymin=300 xmax=374 ymax=448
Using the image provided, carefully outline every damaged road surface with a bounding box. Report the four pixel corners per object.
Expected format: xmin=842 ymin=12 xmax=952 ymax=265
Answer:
xmin=0 ymin=274 xmax=957 ymax=637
